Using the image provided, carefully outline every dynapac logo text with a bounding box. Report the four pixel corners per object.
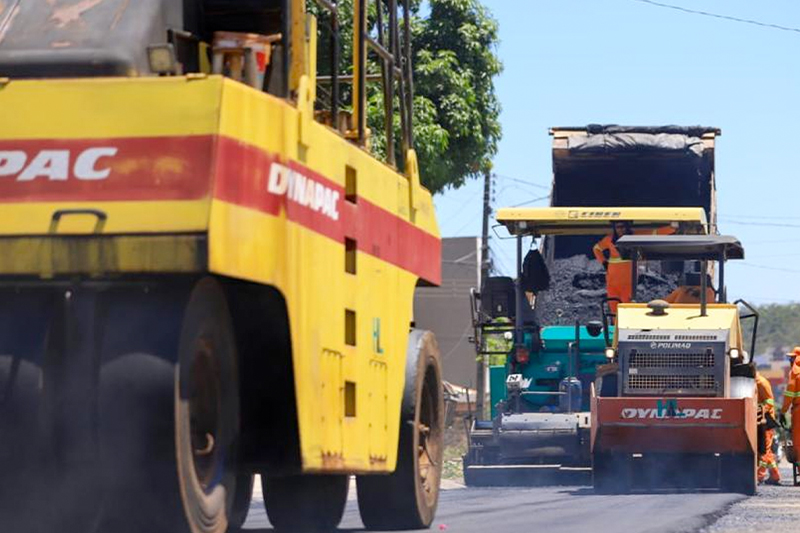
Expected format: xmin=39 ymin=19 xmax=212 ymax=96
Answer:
xmin=0 ymin=148 xmax=118 ymax=181
xmin=621 ymin=399 xmax=723 ymax=421
xmin=267 ymin=163 xmax=340 ymax=221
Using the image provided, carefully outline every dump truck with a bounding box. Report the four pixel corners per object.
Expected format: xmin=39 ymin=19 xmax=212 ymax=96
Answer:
xmin=0 ymin=2 xmax=444 ymax=532
xmin=544 ymin=125 xmax=720 ymax=315
xmin=548 ymin=125 xmax=719 ymax=259
xmin=591 ymin=234 xmax=758 ymax=494
xmin=462 ymin=125 xmax=720 ymax=486
xmin=462 ymin=207 xmax=708 ymax=486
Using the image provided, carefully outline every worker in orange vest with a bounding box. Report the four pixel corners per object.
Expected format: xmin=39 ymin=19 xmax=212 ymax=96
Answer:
xmin=781 ymin=346 xmax=800 ymax=469
xmin=664 ymin=275 xmax=716 ymax=305
xmin=593 ymin=222 xmax=675 ymax=314
xmin=756 ymin=372 xmax=781 ymax=484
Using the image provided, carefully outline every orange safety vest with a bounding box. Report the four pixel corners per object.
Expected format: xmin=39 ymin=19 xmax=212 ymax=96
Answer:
xmin=593 ymin=226 xmax=676 ymax=308
xmin=756 ymin=373 xmax=776 ymax=418
xmin=664 ymin=286 xmax=716 ymax=304
xmin=782 ymin=360 xmax=800 ymax=413
xmin=592 ymin=226 xmax=677 ymax=268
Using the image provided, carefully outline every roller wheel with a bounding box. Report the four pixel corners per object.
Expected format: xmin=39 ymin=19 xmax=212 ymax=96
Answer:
xmin=262 ymin=474 xmax=349 ymax=531
xmin=229 ymin=473 xmax=254 ymax=530
xmin=94 ymin=287 xmax=189 ymax=533
xmin=176 ymin=278 xmax=244 ymax=533
xmin=357 ymin=329 xmax=444 ymax=530
xmin=0 ymin=291 xmax=54 ymax=533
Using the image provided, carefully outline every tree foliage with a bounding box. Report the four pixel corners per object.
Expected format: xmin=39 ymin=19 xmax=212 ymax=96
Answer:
xmin=741 ymin=303 xmax=800 ymax=356
xmin=412 ymin=0 xmax=502 ymax=193
xmin=312 ymin=0 xmax=502 ymax=194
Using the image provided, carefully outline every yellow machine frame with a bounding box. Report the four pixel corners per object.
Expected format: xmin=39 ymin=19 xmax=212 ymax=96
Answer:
xmin=0 ymin=3 xmax=439 ymax=474
xmin=496 ymin=206 xmax=709 ymax=236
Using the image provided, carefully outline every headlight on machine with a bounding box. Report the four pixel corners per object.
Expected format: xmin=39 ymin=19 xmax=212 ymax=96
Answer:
xmin=605 ymin=348 xmax=616 ymax=359
xmin=729 ymin=348 xmax=740 ymax=360
xmin=147 ymin=44 xmax=179 ymax=75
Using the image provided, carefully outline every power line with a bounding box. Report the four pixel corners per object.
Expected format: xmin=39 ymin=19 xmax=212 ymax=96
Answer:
xmin=720 ymin=214 xmax=800 ymax=221
xmin=494 ymin=173 xmax=550 ymax=191
xmin=492 ymin=245 xmax=515 ymax=275
xmin=733 ymin=262 xmax=800 ymax=274
xmin=633 ymin=0 xmax=800 ymax=34
xmin=748 ymin=238 xmax=800 ymax=246
xmin=452 ymin=212 xmax=480 ymax=236
xmin=723 ymin=220 xmax=800 ymax=229
xmin=509 ymin=194 xmax=551 ymax=208
xmin=439 ymin=325 xmax=473 ymax=362
xmin=489 ymin=251 xmax=508 ymax=276
xmin=438 ymin=187 xmax=484 ymax=227
xmin=747 ymin=252 xmax=800 ymax=259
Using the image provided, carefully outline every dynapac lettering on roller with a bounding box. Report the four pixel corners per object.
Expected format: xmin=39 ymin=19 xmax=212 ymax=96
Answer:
xmin=621 ymin=407 xmax=723 ymax=420
xmin=267 ymin=162 xmax=341 ymax=221
xmin=0 ymin=148 xmax=118 ymax=181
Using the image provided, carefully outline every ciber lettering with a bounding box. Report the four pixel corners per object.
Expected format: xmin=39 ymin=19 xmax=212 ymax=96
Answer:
xmin=620 ymin=407 xmax=723 ymax=420
xmin=582 ymin=211 xmax=621 ymax=218
xmin=267 ymin=163 xmax=340 ymax=221
xmin=0 ymin=148 xmax=118 ymax=181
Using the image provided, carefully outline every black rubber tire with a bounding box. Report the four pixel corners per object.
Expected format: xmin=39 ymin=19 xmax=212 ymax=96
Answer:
xmin=176 ymin=277 xmax=243 ymax=533
xmin=720 ymin=453 xmax=757 ymax=495
xmin=97 ymin=352 xmax=185 ymax=533
xmin=0 ymin=291 xmax=54 ymax=533
xmin=262 ymin=474 xmax=349 ymax=531
xmin=94 ymin=286 xmax=190 ymax=533
xmin=229 ymin=473 xmax=254 ymax=530
xmin=356 ymin=329 xmax=444 ymax=530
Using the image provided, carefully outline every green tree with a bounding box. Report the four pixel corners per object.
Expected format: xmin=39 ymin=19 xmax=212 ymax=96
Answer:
xmin=313 ymin=0 xmax=502 ymax=194
xmin=412 ymin=0 xmax=502 ymax=193
xmin=740 ymin=303 xmax=800 ymax=356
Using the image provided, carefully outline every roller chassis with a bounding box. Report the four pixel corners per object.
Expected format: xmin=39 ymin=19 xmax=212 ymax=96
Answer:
xmin=0 ymin=0 xmax=446 ymax=530
xmin=590 ymin=235 xmax=758 ymax=495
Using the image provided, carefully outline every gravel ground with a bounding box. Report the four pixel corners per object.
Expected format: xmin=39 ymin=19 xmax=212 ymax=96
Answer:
xmin=703 ymin=466 xmax=800 ymax=533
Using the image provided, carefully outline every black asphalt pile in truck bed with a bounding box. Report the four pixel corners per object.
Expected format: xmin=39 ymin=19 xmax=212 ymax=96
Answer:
xmin=533 ymin=255 xmax=679 ymax=326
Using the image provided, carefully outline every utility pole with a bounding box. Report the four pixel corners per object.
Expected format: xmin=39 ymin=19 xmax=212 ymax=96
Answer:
xmin=476 ymin=169 xmax=492 ymax=419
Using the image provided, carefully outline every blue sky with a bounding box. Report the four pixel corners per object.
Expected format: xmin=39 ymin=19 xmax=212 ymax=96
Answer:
xmin=432 ymin=0 xmax=800 ymax=304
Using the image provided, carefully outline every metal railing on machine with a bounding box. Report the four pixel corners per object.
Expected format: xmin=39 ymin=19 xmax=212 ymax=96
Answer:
xmin=311 ymin=0 xmax=414 ymax=170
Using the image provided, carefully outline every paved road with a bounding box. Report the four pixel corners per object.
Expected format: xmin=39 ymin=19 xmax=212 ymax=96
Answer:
xmin=242 ymin=480 xmax=743 ymax=533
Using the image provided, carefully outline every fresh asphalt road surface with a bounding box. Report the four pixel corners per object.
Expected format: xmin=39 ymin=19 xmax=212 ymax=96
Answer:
xmin=242 ymin=482 xmax=744 ymax=533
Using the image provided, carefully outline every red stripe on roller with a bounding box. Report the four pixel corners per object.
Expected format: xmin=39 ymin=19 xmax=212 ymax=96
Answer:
xmin=0 ymin=134 xmax=441 ymax=283
xmin=212 ymin=136 xmax=441 ymax=283
xmin=0 ymin=136 xmax=214 ymax=202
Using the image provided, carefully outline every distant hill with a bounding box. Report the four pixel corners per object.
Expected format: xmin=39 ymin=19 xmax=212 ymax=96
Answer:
xmin=741 ymin=303 xmax=800 ymax=356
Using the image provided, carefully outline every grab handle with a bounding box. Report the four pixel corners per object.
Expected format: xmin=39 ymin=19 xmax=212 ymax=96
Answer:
xmin=48 ymin=209 xmax=107 ymax=234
